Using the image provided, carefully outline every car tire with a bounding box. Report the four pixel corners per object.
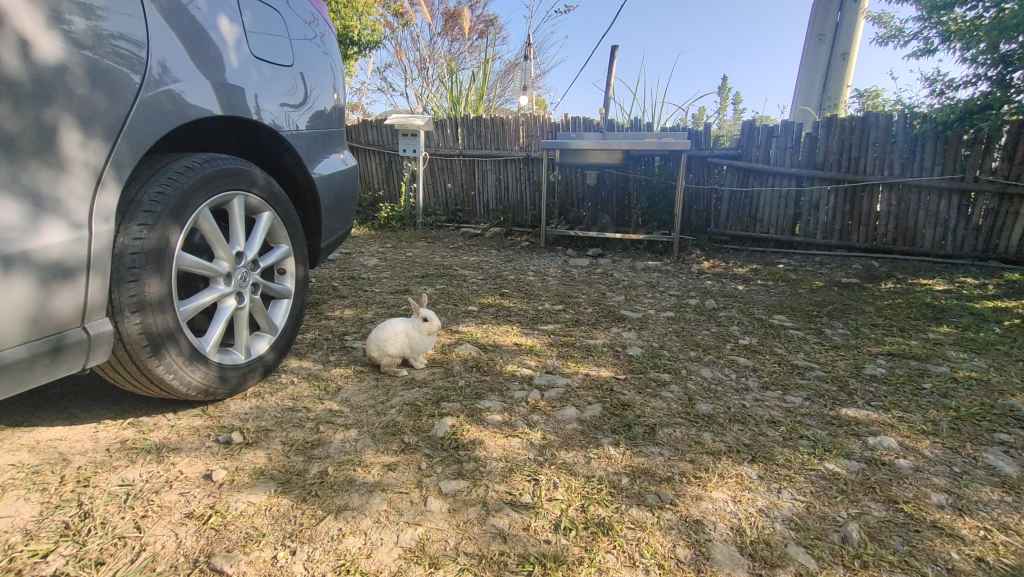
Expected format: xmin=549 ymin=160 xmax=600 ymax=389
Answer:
xmin=95 ymin=153 xmax=309 ymax=400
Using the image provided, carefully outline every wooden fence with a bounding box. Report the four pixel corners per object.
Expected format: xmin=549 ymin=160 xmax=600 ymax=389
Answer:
xmin=347 ymin=113 xmax=1024 ymax=261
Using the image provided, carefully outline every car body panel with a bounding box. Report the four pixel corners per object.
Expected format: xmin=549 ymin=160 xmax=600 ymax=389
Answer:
xmin=1 ymin=0 xmax=357 ymax=399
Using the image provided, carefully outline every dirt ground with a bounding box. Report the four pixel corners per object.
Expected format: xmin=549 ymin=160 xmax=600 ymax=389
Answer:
xmin=1 ymin=229 xmax=1022 ymax=577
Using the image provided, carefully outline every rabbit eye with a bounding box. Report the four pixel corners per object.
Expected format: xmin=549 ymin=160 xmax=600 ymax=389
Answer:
xmin=422 ymin=317 xmax=429 ymax=323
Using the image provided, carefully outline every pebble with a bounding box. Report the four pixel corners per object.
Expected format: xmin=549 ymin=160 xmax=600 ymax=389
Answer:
xmin=625 ymin=346 xmax=643 ymax=357
xmin=581 ymin=404 xmax=603 ymax=419
xmin=209 ymin=468 xmax=228 ymax=483
xmin=484 ymin=414 xmax=506 ymax=425
xmin=838 ymin=407 xmax=881 ymax=420
xmin=533 ymin=374 xmax=570 ymax=387
xmin=769 ymin=315 xmax=797 ymax=328
xmin=425 ymin=496 xmax=448 ymax=513
xmin=840 ymin=521 xmax=863 ymax=547
xmin=527 ymin=389 xmax=542 ymax=402
xmin=586 ymin=248 xmax=603 ymax=257
xmin=981 ymin=447 xmax=1020 ymax=477
xmin=476 ymin=400 xmax=504 ymax=410
xmin=432 ymin=417 xmax=456 ymax=438
xmin=784 ymin=543 xmax=819 ymax=572
xmin=866 ymin=436 xmax=900 ymax=451
xmin=994 ymin=432 xmax=1014 ymax=444
xmin=695 ymin=402 xmax=714 ymax=416
xmin=208 ymin=553 xmax=242 ymax=576
xmin=216 ymin=431 xmax=245 ymax=445
xmin=453 ymin=343 xmax=482 ymax=357
xmin=893 ymin=458 xmax=914 ymax=473
xmin=555 ymin=406 xmax=580 ymax=422
xmin=708 ymin=541 xmax=751 ymax=577
xmin=843 ymin=459 xmax=866 ymax=474
xmin=620 ymin=310 xmax=643 ymax=319
xmin=863 ymin=365 xmax=888 ymax=377
xmin=928 ymin=491 xmax=950 ymax=508
xmin=727 ymin=356 xmax=753 ymax=367
xmin=438 ymin=479 xmax=470 ymax=496
xmin=704 ymin=299 xmax=718 ymax=310
xmin=568 ymin=258 xmax=590 ymax=267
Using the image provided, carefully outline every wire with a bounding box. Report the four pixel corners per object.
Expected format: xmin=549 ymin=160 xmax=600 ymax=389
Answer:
xmin=349 ymin=141 xmax=533 ymax=162
xmin=599 ymin=168 xmax=970 ymax=192
xmin=552 ymin=0 xmax=629 ymax=112
xmin=982 ymin=176 xmax=1024 ymax=187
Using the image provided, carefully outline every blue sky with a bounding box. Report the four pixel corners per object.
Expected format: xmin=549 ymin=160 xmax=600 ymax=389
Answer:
xmin=492 ymin=0 xmax=960 ymax=118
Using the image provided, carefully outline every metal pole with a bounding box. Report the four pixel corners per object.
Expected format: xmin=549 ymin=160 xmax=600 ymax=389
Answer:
xmin=601 ymin=44 xmax=620 ymax=130
xmin=821 ymin=0 xmax=868 ymax=117
xmin=540 ymin=151 xmax=548 ymax=246
xmin=790 ymin=0 xmax=841 ymax=127
xmin=672 ymin=152 xmax=688 ymax=258
xmin=416 ymin=130 xmax=425 ymax=229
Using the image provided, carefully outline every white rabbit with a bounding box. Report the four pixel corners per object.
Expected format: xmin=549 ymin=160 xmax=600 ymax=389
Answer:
xmin=365 ymin=294 xmax=442 ymax=376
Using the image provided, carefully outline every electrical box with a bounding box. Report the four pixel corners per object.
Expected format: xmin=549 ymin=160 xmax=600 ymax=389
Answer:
xmin=398 ymin=130 xmax=421 ymax=158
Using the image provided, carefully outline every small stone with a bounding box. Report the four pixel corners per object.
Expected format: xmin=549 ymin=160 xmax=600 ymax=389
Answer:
xmin=994 ymin=432 xmax=1014 ymax=444
xmin=783 ymin=395 xmax=804 ymax=406
xmin=840 ymin=521 xmax=863 ymax=547
xmin=425 ymin=496 xmax=448 ymax=513
xmin=866 ymin=436 xmax=900 ymax=451
xmin=511 ymin=390 xmax=528 ymax=400
xmin=928 ymin=491 xmax=950 ymax=508
xmin=527 ymin=389 xmax=542 ymax=402
xmin=543 ymin=388 xmax=566 ymax=401
xmin=727 ymin=356 xmax=753 ymax=367
xmin=621 ymin=330 xmax=639 ymax=341
xmin=769 ymin=315 xmax=797 ymax=328
xmin=625 ymin=346 xmax=643 ymax=357
xmin=432 ymin=417 xmax=456 ymax=438
xmin=1000 ymin=399 xmax=1024 ymax=416
xmin=533 ymin=374 xmax=570 ymax=387
xmin=209 ymin=553 xmax=242 ymax=576
xmin=555 ymin=406 xmax=580 ymax=422
xmin=704 ymin=299 xmax=718 ymax=310
xmin=209 ymin=468 xmax=228 ymax=483
xmin=708 ymin=541 xmax=750 ymax=577
xmin=982 ymin=447 xmax=1020 ymax=477
xmin=438 ymin=479 xmax=470 ymax=496
xmin=685 ymin=298 xmax=700 ymax=307
xmin=596 ymin=258 xmax=612 ymax=265
xmin=695 ymin=402 xmax=714 ymax=416
xmin=586 ymin=248 xmax=603 ymax=257
xmin=863 ymin=365 xmax=888 ymax=377
xmin=649 ymin=373 xmax=672 ymax=383
xmin=581 ymin=404 xmax=603 ymax=418
xmin=453 ymin=343 xmax=482 ymax=357
xmin=699 ymin=367 xmax=715 ymax=380
xmin=843 ymin=459 xmax=866 ymax=474
xmin=476 ymin=400 xmax=504 ymax=410
xmin=838 ymin=407 xmax=881 ymax=420
xmin=216 ymin=431 xmax=246 ymax=445
xmin=484 ymin=414 xmax=506 ymax=425
xmin=566 ymin=249 xmax=578 ymax=257
xmin=784 ymin=543 xmax=819 ymax=572
xmin=483 ymin=226 xmax=505 ymax=238
xmin=893 ymin=458 xmax=914 ymax=473
xmin=620 ymin=310 xmax=643 ymax=319
xmin=568 ymin=258 xmax=590 ymax=267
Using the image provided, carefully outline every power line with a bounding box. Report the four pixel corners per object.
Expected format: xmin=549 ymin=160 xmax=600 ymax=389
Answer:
xmin=552 ymin=0 xmax=629 ymax=112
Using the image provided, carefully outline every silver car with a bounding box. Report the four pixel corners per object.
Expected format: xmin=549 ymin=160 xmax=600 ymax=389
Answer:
xmin=0 ymin=0 xmax=358 ymax=400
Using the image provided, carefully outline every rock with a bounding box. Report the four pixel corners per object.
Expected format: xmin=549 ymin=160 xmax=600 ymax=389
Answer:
xmin=438 ymin=479 xmax=470 ymax=496
xmin=704 ymin=299 xmax=718 ymax=310
xmin=981 ymin=447 xmax=1020 ymax=477
xmin=649 ymin=373 xmax=672 ymax=383
xmin=784 ymin=543 xmax=819 ymax=572
xmin=453 ymin=343 xmax=482 ymax=357
xmin=660 ymin=311 xmax=676 ymax=318
xmin=840 ymin=521 xmax=863 ymax=547
xmin=483 ymin=226 xmax=505 ymax=238
xmin=484 ymin=414 xmax=506 ymax=425
xmin=727 ymin=356 xmax=753 ymax=368
xmin=566 ymin=249 xmax=578 ymax=257
xmin=215 ymin=431 xmax=246 ymax=445
xmin=596 ymin=258 xmax=612 ymax=265
xmin=698 ymin=367 xmax=715 ymax=380
xmin=893 ymin=458 xmax=914 ymax=473
xmin=425 ymin=496 xmax=448 ymax=513
xmin=843 ymin=459 xmax=866 ymax=474
xmin=209 ymin=553 xmax=242 ymax=576
xmin=685 ymin=298 xmax=700 ymax=307
xmin=440 ymin=402 xmax=462 ymax=411
xmin=708 ymin=541 xmax=750 ymax=577
xmin=209 ymin=468 xmax=228 ymax=483
xmin=621 ymin=330 xmax=639 ymax=341
xmin=866 ymin=436 xmax=900 ymax=451
xmin=928 ymin=491 xmax=950 ymax=508
xmin=620 ymin=310 xmax=643 ymax=319
xmin=1001 ymin=399 xmax=1024 ymax=416
xmin=476 ymin=400 xmax=504 ymax=411
xmin=838 ymin=407 xmax=881 ymax=420
xmin=432 ymin=417 xmax=456 ymax=438
xmin=527 ymin=389 xmax=542 ymax=402
xmin=555 ymin=406 xmax=580 ymax=422
xmin=511 ymin=390 xmax=528 ymax=400
xmin=586 ymin=248 xmax=604 ymax=257
xmin=533 ymin=374 xmax=570 ymax=387
xmin=625 ymin=346 xmax=643 ymax=357
xmin=863 ymin=365 xmax=888 ymax=377
xmin=581 ymin=404 xmax=603 ymax=418
xmin=783 ymin=395 xmax=804 ymax=406
xmin=459 ymin=227 xmax=481 ymax=238
xmin=542 ymin=388 xmax=566 ymax=401
xmin=695 ymin=402 xmax=714 ymax=416
xmin=568 ymin=258 xmax=590 ymax=267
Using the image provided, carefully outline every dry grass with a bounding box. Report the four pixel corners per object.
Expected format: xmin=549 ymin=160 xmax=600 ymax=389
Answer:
xmin=1 ymin=228 xmax=1022 ymax=577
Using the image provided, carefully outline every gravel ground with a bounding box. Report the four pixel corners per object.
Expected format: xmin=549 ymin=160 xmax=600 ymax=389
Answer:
xmin=1 ymin=228 xmax=1022 ymax=577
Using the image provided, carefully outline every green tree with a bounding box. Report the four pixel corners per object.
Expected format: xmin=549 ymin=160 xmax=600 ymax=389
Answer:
xmin=327 ymin=0 xmax=393 ymax=77
xmin=868 ymin=0 xmax=1024 ymax=126
xmin=690 ymin=105 xmax=708 ymax=128
xmin=713 ymin=74 xmax=732 ymax=133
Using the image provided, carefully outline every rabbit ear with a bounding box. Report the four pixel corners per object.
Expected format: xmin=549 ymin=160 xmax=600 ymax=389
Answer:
xmin=418 ymin=293 xmax=429 ymax=308
xmin=407 ymin=297 xmax=421 ymax=315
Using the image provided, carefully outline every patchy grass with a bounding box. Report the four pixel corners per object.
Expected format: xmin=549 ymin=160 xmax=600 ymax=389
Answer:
xmin=1 ymin=228 xmax=1022 ymax=577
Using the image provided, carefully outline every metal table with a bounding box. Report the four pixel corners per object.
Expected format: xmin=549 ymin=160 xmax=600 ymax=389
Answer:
xmin=540 ymin=132 xmax=693 ymax=257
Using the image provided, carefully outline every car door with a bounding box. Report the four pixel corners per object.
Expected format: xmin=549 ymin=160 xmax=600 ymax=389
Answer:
xmin=0 ymin=1 xmax=147 ymax=352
